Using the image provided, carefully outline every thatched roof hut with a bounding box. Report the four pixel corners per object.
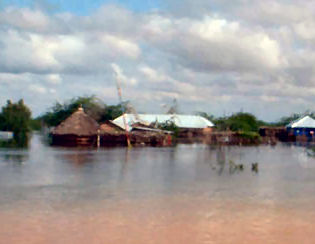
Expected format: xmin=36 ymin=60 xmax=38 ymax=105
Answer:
xmin=52 ymin=107 xmax=99 ymax=136
xmin=51 ymin=107 xmax=99 ymax=146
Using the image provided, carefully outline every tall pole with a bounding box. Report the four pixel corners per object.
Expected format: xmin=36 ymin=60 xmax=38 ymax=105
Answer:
xmin=114 ymin=72 xmax=132 ymax=148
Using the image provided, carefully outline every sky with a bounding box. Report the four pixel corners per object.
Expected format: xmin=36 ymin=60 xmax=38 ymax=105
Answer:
xmin=0 ymin=0 xmax=315 ymax=121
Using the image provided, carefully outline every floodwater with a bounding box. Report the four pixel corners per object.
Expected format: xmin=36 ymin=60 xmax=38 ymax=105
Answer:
xmin=1 ymin=134 xmax=315 ymax=244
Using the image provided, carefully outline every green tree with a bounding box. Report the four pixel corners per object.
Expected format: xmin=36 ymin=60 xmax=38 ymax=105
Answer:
xmin=213 ymin=116 xmax=230 ymax=131
xmin=100 ymin=102 xmax=127 ymax=122
xmin=199 ymin=112 xmax=260 ymax=132
xmin=158 ymin=120 xmax=179 ymax=137
xmin=227 ymin=112 xmax=259 ymax=132
xmin=41 ymin=96 xmax=105 ymax=126
xmin=39 ymin=96 xmax=128 ymax=127
xmin=29 ymin=118 xmax=42 ymax=131
xmin=0 ymin=99 xmax=31 ymax=147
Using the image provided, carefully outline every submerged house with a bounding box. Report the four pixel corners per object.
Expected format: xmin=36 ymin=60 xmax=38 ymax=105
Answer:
xmin=99 ymin=120 xmax=172 ymax=146
xmin=51 ymin=107 xmax=99 ymax=147
xmin=112 ymin=114 xmax=214 ymax=130
xmin=98 ymin=121 xmax=128 ymax=146
xmin=111 ymin=114 xmax=214 ymax=139
xmin=286 ymin=115 xmax=315 ymax=142
xmin=51 ymin=110 xmax=215 ymax=147
xmin=259 ymin=127 xmax=290 ymax=142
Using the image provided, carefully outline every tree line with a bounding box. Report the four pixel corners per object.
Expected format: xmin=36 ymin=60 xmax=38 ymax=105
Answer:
xmin=37 ymin=96 xmax=126 ymax=126
xmin=0 ymin=95 xmax=314 ymax=147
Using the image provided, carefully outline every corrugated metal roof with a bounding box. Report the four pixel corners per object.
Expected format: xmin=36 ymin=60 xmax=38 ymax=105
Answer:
xmin=287 ymin=115 xmax=315 ymax=128
xmin=132 ymin=127 xmax=173 ymax=134
xmin=112 ymin=114 xmax=214 ymax=131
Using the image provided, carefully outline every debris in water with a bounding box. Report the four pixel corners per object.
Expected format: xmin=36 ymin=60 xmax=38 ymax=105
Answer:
xmin=252 ymin=162 xmax=259 ymax=173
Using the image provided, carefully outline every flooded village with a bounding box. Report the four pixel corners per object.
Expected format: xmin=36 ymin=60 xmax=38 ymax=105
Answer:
xmin=2 ymin=98 xmax=315 ymax=244
xmin=2 ymin=0 xmax=315 ymax=242
xmin=45 ymin=104 xmax=315 ymax=148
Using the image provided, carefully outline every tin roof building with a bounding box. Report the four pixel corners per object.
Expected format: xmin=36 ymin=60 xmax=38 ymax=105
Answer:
xmin=286 ymin=115 xmax=315 ymax=140
xmin=112 ymin=114 xmax=214 ymax=131
xmin=286 ymin=115 xmax=315 ymax=129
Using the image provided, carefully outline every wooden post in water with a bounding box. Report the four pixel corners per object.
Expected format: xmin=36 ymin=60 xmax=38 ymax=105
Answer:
xmin=97 ymin=129 xmax=100 ymax=148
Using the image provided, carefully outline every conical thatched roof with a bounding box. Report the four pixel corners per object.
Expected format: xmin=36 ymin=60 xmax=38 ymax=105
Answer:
xmin=52 ymin=107 xmax=99 ymax=136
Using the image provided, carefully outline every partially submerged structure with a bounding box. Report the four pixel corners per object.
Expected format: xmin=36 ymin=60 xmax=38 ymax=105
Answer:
xmin=259 ymin=127 xmax=290 ymax=143
xmin=51 ymin=110 xmax=215 ymax=147
xmin=111 ymin=114 xmax=214 ymax=143
xmin=51 ymin=107 xmax=99 ymax=147
xmin=112 ymin=114 xmax=214 ymax=131
xmin=98 ymin=120 xmax=172 ymax=146
xmin=258 ymin=116 xmax=315 ymax=144
xmin=51 ymin=109 xmax=173 ymax=147
xmin=286 ymin=115 xmax=315 ymax=142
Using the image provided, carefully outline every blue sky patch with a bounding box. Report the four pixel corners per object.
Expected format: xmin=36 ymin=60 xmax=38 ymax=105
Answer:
xmin=0 ymin=0 xmax=162 ymax=14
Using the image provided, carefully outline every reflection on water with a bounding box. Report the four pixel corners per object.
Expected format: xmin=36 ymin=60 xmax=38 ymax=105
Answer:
xmin=1 ymin=135 xmax=315 ymax=243
xmin=3 ymin=153 xmax=29 ymax=164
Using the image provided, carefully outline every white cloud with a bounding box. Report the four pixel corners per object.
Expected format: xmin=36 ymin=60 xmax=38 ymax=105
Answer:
xmin=28 ymin=84 xmax=47 ymax=94
xmin=111 ymin=63 xmax=137 ymax=87
xmin=139 ymin=65 xmax=167 ymax=82
xmin=294 ymin=21 xmax=315 ymax=41
xmin=49 ymin=88 xmax=56 ymax=94
xmin=1 ymin=2 xmax=315 ymax=121
xmin=141 ymin=15 xmax=286 ymax=72
xmin=46 ymin=74 xmax=62 ymax=84
xmin=0 ymin=7 xmax=50 ymax=32
xmin=100 ymin=34 xmax=141 ymax=59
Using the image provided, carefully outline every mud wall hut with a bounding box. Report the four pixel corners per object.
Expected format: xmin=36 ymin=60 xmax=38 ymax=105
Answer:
xmin=98 ymin=121 xmax=127 ymax=146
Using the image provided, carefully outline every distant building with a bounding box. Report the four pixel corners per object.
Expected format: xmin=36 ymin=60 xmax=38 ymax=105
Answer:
xmin=51 ymin=107 xmax=99 ymax=147
xmin=286 ymin=115 xmax=315 ymax=141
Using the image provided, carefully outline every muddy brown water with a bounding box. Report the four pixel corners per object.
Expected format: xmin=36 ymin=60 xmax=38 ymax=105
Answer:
xmin=1 ymin=134 xmax=315 ymax=244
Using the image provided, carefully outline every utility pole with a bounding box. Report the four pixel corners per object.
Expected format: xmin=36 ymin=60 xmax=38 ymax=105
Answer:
xmin=112 ymin=66 xmax=132 ymax=148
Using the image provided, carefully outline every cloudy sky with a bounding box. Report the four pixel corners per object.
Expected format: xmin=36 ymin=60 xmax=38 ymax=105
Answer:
xmin=0 ymin=0 xmax=315 ymax=121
